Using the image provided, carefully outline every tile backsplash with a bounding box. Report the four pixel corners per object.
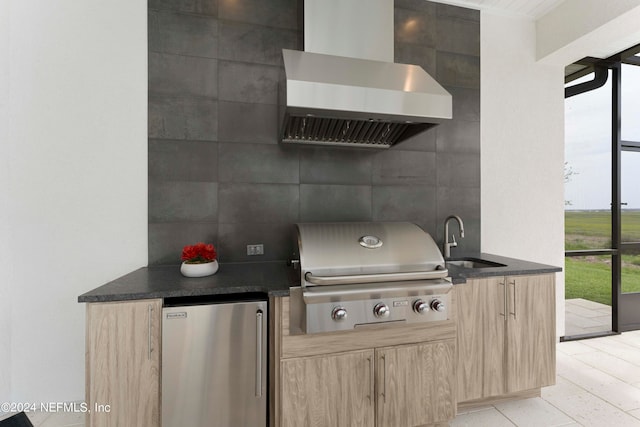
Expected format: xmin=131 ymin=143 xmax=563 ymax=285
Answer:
xmin=148 ymin=0 xmax=480 ymax=264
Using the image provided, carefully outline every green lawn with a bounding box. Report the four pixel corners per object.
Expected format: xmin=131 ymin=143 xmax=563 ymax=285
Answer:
xmin=565 ymin=258 xmax=640 ymax=304
xmin=565 ymin=210 xmax=640 ymax=305
xmin=565 ymin=211 xmax=613 ymax=237
xmin=564 ymin=257 xmax=611 ymax=305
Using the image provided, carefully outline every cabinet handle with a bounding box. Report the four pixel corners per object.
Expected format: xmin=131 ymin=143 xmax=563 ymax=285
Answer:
xmin=509 ymin=281 xmax=517 ymax=318
xmin=381 ymin=354 xmax=386 ymax=403
xmin=256 ymin=310 xmax=263 ymax=398
xmin=147 ymin=304 xmax=153 ymax=360
xmin=367 ymin=356 xmax=373 ymax=403
xmin=499 ymin=282 xmax=506 ymax=320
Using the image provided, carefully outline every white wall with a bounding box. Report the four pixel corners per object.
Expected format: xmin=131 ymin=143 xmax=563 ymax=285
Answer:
xmin=0 ymin=0 xmax=11 ymax=405
xmin=2 ymin=0 xmax=147 ymax=404
xmin=480 ymin=12 xmax=566 ymax=336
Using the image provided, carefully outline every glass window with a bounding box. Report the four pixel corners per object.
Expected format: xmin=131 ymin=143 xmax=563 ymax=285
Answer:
xmin=621 ymin=250 xmax=640 ymax=294
xmin=622 ymin=64 xmax=640 ymax=142
xmin=565 ymin=72 xmax=612 ymax=250
xmin=621 ymin=151 xmax=640 ymax=243
xmin=621 ymin=149 xmax=640 ymax=294
xmin=565 ymin=255 xmax=612 ymax=335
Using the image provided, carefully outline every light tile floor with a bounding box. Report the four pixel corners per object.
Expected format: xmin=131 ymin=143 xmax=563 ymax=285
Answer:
xmin=9 ymin=330 xmax=640 ymax=427
xmin=565 ymin=298 xmax=612 ymax=337
xmin=27 ymin=410 xmax=83 ymax=427
xmin=454 ymin=330 xmax=640 ymax=426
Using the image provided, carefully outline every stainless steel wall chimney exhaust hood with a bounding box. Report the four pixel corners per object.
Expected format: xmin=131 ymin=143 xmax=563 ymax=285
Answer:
xmin=280 ymin=0 xmax=453 ymax=149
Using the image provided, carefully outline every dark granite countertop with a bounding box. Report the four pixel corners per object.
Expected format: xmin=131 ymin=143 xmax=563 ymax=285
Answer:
xmin=78 ymin=261 xmax=298 ymax=303
xmin=78 ymin=253 xmax=561 ymax=303
xmin=446 ymin=252 xmax=562 ymax=284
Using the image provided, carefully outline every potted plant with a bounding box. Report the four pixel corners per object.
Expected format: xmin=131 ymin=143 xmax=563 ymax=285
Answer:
xmin=180 ymin=242 xmax=218 ymax=277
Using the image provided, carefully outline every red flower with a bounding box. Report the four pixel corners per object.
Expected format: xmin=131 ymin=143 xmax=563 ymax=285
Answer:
xmin=181 ymin=245 xmax=198 ymax=261
xmin=181 ymin=242 xmax=217 ymax=263
xmin=203 ymin=244 xmax=216 ymax=261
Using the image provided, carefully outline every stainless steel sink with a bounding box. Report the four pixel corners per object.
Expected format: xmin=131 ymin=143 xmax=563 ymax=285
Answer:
xmin=446 ymin=258 xmax=507 ymax=269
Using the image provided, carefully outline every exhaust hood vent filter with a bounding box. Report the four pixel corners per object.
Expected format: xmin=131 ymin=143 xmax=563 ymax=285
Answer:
xmin=282 ymin=115 xmax=432 ymax=148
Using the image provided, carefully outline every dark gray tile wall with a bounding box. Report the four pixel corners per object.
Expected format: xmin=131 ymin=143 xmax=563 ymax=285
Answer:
xmin=148 ymin=0 xmax=480 ymax=264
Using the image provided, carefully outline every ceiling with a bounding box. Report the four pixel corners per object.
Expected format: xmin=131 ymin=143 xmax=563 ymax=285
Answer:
xmin=432 ymin=0 xmax=567 ymax=19
xmin=430 ymin=1 xmax=640 ymax=79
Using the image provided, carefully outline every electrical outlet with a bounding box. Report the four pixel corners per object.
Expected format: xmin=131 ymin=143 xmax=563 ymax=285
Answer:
xmin=247 ymin=244 xmax=264 ymax=256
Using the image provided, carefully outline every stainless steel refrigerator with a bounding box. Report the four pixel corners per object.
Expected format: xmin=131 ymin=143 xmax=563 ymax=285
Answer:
xmin=162 ymin=299 xmax=267 ymax=427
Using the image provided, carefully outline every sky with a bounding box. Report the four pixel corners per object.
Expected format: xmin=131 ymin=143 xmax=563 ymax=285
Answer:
xmin=565 ymin=64 xmax=640 ymax=210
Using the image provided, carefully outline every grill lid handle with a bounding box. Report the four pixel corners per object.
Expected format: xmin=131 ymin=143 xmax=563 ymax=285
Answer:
xmin=358 ymin=235 xmax=383 ymax=249
xmin=305 ymin=269 xmax=448 ymax=286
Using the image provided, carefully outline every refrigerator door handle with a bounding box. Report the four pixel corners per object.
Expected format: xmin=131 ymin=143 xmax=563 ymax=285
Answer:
xmin=256 ymin=309 xmax=263 ymax=398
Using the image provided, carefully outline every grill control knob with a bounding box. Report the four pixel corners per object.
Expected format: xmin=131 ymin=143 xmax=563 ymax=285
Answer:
xmin=430 ymin=299 xmax=446 ymax=312
xmin=373 ymin=303 xmax=390 ymax=318
xmin=413 ymin=299 xmax=429 ymax=314
xmin=331 ymin=307 xmax=348 ymax=321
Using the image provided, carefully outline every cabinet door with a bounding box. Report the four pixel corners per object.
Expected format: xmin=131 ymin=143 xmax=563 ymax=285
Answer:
xmin=281 ymin=350 xmax=375 ymax=427
xmin=482 ymin=276 xmax=508 ymax=398
xmin=86 ymin=299 xmax=162 ymax=427
xmin=505 ymin=275 xmax=556 ymax=392
xmin=455 ymin=281 xmax=484 ymax=402
xmin=456 ymin=277 xmax=506 ymax=402
xmin=376 ymin=340 xmax=455 ymax=427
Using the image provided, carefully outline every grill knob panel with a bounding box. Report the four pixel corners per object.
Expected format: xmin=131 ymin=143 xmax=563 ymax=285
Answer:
xmin=413 ymin=299 xmax=429 ymax=314
xmin=373 ymin=303 xmax=390 ymax=318
xmin=430 ymin=299 xmax=446 ymax=312
xmin=331 ymin=307 xmax=348 ymax=321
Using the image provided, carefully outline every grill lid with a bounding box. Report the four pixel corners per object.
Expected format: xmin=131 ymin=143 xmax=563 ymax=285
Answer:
xmin=296 ymin=222 xmax=447 ymax=286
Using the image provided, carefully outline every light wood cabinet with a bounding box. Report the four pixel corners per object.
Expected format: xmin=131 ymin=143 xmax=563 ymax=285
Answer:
xmin=85 ymin=299 xmax=162 ymax=427
xmin=272 ymin=296 xmax=456 ymax=427
xmin=455 ymin=274 xmax=555 ymax=404
xmin=456 ymin=277 xmax=495 ymax=401
xmin=376 ymin=341 xmax=455 ymax=427
xmin=505 ymin=275 xmax=556 ymax=392
xmin=279 ymin=341 xmax=455 ymax=427
xmin=281 ymin=350 xmax=375 ymax=427
xmin=456 ymin=276 xmax=507 ymax=401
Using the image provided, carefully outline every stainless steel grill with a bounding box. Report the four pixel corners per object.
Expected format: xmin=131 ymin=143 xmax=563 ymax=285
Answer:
xmin=289 ymin=222 xmax=453 ymax=334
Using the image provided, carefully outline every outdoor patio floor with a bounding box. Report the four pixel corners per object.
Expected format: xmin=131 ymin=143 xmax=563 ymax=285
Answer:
xmin=565 ymin=298 xmax=612 ymax=337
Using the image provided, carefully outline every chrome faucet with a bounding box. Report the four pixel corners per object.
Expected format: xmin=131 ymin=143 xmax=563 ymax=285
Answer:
xmin=443 ymin=215 xmax=465 ymax=258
